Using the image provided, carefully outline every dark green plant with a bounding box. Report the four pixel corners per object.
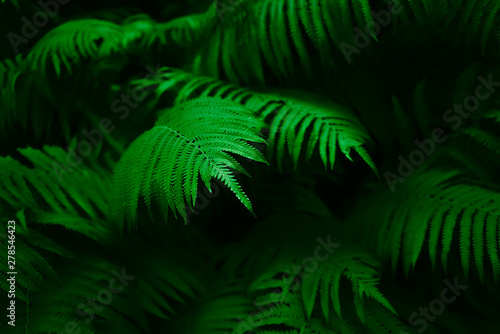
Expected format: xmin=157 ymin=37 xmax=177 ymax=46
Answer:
xmin=1 ymin=0 xmax=500 ymax=333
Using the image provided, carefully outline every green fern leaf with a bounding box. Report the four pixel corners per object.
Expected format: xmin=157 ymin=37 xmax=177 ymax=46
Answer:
xmin=369 ymin=170 xmax=500 ymax=282
xmin=0 ymin=147 xmax=110 ymax=219
xmin=257 ymin=90 xmax=377 ymax=175
xmin=28 ymin=19 xmax=125 ymax=78
xmin=463 ymin=127 xmax=500 ymax=155
xmin=111 ymin=97 xmax=267 ymax=228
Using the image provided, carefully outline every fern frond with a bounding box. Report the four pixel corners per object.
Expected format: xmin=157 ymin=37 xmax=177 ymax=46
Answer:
xmin=249 ymin=279 xmax=408 ymax=334
xmin=111 ymin=97 xmax=267 ymax=228
xmin=28 ymin=255 xmax=145 ymax=334
xmin=253 ymin=90 xmax=377 ymax=175
xmin=243 ymin=293 xmax=309 ymax=333
xmin=0 ymin=56 xmax=22 ymax=136
xmin=300 ymin=244 xmax=395 ymax=323
xmin=0 ymin=55 xmax=56 ymax=142
xmin=481 ymin=1 xmax=500 ymax=53
xmin=27 ymin=19 xmax=126 ymax=78
xmin=0 ymin=231 xmax=61 ymax=301
xmin=459 ymin=0 xmax=481 ymax=28
xmin=485 ymin=108 xmax=500 ymax=121
xmin=441 ymin=128 xmax=500 ymax=182
xmin=336 ymin=0 xmax=355 ymax=43
xmin=191 ymin=0 xmax=377 ymax=85
xmin=0 ymin=145 xmax=116 ymax=304
xmin=352 ymin=0 xmax=376 ymax=40
xmin=243 ymin=220 xmax=395 ymax=324
xmin=463 ymin=127 xmax=500 ymax=155
xmin=368 ymin=170 xmax=500 ymax=283
xmin=0 ymin=146 xmax=110 ymax=219
xmin=135 ymin=67 xmax=251 ymax=107
xmin=123 ymin=12 xmax=211 ymax=51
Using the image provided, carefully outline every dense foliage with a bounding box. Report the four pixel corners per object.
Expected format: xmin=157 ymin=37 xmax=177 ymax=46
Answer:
xmin=1 ymin=0 xmax=500 ymax=333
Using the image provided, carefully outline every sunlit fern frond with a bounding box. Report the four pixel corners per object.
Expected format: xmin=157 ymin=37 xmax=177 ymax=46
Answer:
xmin=110 ymin=96 xmax=268 ymax=229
